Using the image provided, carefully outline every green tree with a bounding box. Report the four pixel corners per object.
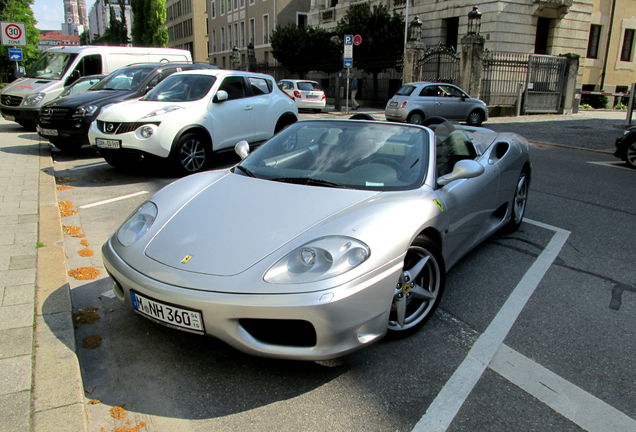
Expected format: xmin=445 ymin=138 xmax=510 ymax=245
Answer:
xmin=0 ymin=0 xmax=40 ymax=82
xmin=336 ymin=3 xmax=403 ymax=99
xmin=270 ymin=24 xmax=340 ymax=76
xmin=131 ymin=0 xmax=167 ymax=47
xmin=118 ymin=0 xmax=129 ymax=45
xmin=92 ymin=5 xmax=128 ymax=46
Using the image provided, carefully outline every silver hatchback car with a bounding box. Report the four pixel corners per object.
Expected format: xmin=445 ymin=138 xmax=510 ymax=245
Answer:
xmin=385 ymin=82 xmax=488 ymax=126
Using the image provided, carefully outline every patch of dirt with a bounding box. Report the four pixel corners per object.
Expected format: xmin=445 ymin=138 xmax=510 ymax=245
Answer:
xmin=62 ymin=225 xmax=85 ymax=238
xmin=59 ymin=201 xmax=78 ymax=217
xmin=114 ymin=422 xmax=147 ymax=432
xmin=78 ymin=248 xmax=94 ymax=257
xmin=87 ymin=399 xmax=101 ymax=405
xmin=68 ymin=267 xmax=100 ymax=280
xmin=82 ymin=334 xmax=102 ymax=349
xmin=73 ymin=306 xmax=100 ymax=324
xmin=54 ymin=176 xmax=75 ymax=184
xmin=56 ymin=185 xmax=74 ymax=191
xmin=80 ymin=239 xmax=90 ymax=247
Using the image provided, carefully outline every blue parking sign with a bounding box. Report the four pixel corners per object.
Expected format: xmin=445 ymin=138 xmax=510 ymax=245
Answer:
xmin=343 ymin=58 xmax=353 ymax=69
xmin=8 ymin=47 xmax=22 ymax=61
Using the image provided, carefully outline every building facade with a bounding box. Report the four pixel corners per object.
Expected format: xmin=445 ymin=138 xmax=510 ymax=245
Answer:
xmin=165 ymin=0 xmax=209 ymax=62
xmin=207 ymin=0 xmax=311 ymax=68
xmin=38 ymin=30 xmax=80 ymax=50
xmin=87 ymin=0 xmax=133 ymax=43
xmin=62 ymin=0 xmax=88 ymax=36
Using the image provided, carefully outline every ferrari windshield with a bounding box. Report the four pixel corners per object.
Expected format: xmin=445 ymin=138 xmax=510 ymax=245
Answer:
xmin=143 ymin=74 xmax=217 ymax=102
xmin=236 ymin=120 xmax=430 ymax=191
xmin=25 ymin=52 xmax=77 ymax=80
xmin=91 ymin=66 xmax=155 ymax=91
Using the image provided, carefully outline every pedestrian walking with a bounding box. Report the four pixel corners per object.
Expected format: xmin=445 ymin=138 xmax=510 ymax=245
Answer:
xmin=351 ymin=74 xmax=360 ymax=110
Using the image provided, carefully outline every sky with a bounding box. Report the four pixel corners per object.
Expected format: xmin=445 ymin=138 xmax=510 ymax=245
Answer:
xmin=31 ymin=0 xmax=96 ymax=31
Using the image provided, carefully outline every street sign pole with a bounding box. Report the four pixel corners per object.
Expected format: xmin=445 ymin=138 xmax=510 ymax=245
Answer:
xmin=343 ymin=35 xmax=353 ymax=114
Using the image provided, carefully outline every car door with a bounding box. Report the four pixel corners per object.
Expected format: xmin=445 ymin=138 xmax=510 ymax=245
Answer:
xmin=412 ymin=85 xmax=442 ymax=118
xmin=209 ymin=75 xmax=253 ymax=149
xmin=436 ymin=85 xmax=470 ymax=121
xmin=434 ymin=137 xmax=500 ymax=267
xmin=245 ymin=76 xmax=275 ymax=141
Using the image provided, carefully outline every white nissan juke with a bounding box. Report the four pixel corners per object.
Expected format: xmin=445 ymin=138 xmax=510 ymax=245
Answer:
xmin=88 ymin=69 xmax=299 ymax=175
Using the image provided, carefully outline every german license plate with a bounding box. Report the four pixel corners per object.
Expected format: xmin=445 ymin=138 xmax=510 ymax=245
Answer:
xmin=38 ymin=126 xmax=58 ymax=136
xmin=389 ymin=101 xmax=398 ymax=107
xmin=131 ymin=290 xmax=204 ymax=333
xmin=306 ymin=94 xmax=319 ymax=99
xmin=95 ymin=138 xmax=121 ymax=149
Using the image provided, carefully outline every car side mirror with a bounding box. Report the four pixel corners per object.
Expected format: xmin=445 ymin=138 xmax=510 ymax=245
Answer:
xmin=235 ymin=140 xmax=250 ymax=159
xmin=437 ymin=159 xmax=484 ymax=186
xmin=214 ymin=90 xmax=229 ymax=103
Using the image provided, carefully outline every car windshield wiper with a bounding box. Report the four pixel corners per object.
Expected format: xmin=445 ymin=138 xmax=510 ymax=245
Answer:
xmin=234 ymin=165 xmax=255 ymax=177
xmin=270 ymin=177 xmax=342 ymax=188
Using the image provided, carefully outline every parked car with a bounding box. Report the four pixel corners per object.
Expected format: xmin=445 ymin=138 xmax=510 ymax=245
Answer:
xmin=37 ymin=63 xmax=216 ymax=153
xmin=385 ymin=82 xmax=488 ymax=126
xmin=614 ymin=128 xmax=636 ymax=169
xmin=101 ymin=117 xmax=530 ymax=360
xmin=278 ymin=79 xmax=326 ymax=112
xmin=57 ymin=74 xmax=105 ymax=98
xmin=88 ymin=69 xmax=298 ymax=175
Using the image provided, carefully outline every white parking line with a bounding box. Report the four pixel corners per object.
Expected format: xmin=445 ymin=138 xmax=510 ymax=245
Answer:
xmin=491 ymin=345 xmax=636 ymax=432
xmin=412 ymin=219 xmax=570 ymax=432
xmin=68 ymin=162 xmax=108 ymax=171
xmin=587 ymin=161 xmax=634 ymax=171
xmin=79 ymin=191 xmax=148 ymax=209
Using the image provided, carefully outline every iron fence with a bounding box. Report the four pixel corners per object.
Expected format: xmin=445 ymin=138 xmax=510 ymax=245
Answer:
xmin=481 ymin=51 xmax=529 ymax=107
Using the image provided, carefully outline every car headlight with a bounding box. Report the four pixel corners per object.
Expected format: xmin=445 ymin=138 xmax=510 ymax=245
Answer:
xmin=72 ymin=105 xmax=99 ymax=118
xmin=264 ymin=236 xmax=370 ymax=284
xmin=140 ymin=125 xmax=154 ymax=138
xmin=23 ymin=92 xmax=45 ymax=106
xmin=142 ymin=105 xmax=183 ymax=119
xmin=116 ymin=201 xmax=158 ymax=247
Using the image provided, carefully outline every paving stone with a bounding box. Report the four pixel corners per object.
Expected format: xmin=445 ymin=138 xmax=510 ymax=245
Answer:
xmin=0 ymin=326 xmax=32 ymax=359
xmin=9 ymin=255 xmax=37 ymax=270
xmin=0 ymin=355 xmax=31 ymax=394
xmin=33 ymin=403 xmax=86 ymax=432
xmin=0 ymin=268 xmax=36 ymax=286
xmin=0 ymin=391 xmax=30 ymax=432
xmin=0 ymin=304 xmax=34 ymax=330
xmin=18 ymin=214 xmax=37 ymax=224
xmin=3 ymin=283 xmax=35 ymax=306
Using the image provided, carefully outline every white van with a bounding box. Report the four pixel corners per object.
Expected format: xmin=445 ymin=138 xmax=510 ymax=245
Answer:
xmin=0 ymin=45 xmax=192 ymax=129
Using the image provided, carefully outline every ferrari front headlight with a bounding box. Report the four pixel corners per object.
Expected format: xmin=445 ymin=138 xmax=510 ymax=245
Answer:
xmin=264 ymin=236 xmax=370 ymax=284
xmin=116 ymin=201 xmax=158 ymax=247
xmin=23 ymin=92 xmax=45 ymax=106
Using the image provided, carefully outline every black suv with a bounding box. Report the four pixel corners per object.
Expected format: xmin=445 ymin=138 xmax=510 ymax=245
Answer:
xmin=37 ymin=62 xmax=217 ymax=153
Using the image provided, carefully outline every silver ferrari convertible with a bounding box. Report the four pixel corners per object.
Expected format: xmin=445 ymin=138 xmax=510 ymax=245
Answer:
xmin=102 ymin=118 xmax=531 ymax=360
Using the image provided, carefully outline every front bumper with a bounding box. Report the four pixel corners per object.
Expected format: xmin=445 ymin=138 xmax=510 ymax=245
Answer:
xmin=0 ymin=106 xmax=40 ymax=125
xmin=88 ymin=121 xmax=170 ymax=158
xmin=102 ymin=238 xmax=400 ymax=360
xmin=37 ymin=119 xmax=91 ymax=144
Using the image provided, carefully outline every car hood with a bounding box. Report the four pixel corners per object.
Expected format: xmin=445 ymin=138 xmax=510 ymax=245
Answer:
xmin=99 ymin=99 xmax=188 ymax=122
xmin=45 ymin=90 xmax=132 ymax=108
xmin=144 ymin=173 xmax=377 ymax=276
xmin=1 ymin=77 xmax=56 ymax=97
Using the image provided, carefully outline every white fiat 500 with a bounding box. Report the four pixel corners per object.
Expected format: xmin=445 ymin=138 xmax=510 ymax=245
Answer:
xmin=88 ymin=69 xmax=298 ymax=175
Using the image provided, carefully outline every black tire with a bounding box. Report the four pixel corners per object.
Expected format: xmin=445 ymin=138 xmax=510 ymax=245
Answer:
xmin=50 ymin=139 xmax=83 ymax=155
xmin=387 ymin=236 xmax=445 ymax=336
xmin=274 ymin=115 xmax=297 ymax=134
xmin=406 ymin=111 xmax=425 ymax=125
xmin=626 ymin=141 xmax=636 ymax=169
xmin=502 ymin=170 xmax=530 ymax=232
xmin=466 ymin=110 xmax=484 ymax=126
xmin=171 ymin=132 xmax=210 ymax=175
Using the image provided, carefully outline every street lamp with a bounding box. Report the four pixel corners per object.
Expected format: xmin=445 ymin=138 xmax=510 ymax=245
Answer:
xmin=467 ymin=6 xmax=482 ymax=35
xmin=407 ymin=16 xmax=423 ymax=42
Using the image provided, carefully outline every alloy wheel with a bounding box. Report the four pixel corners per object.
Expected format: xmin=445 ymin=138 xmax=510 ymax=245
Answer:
xmin=512 ymin=172 xmax=529 ymax=225
xmin=179 ymin=137 xmax=206 ymax=173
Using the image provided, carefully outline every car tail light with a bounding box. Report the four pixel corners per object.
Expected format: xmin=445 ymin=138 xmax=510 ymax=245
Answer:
xmin=321 ymin=93 xmax=326 ymax=100
xmin=293 ymin=90 xmax=301 ymax=99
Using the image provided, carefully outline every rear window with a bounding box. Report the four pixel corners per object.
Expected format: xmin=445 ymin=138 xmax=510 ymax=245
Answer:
xmin=297 ymin=81 xmax=322 ymax=91
xmin=395 ymin=85 xmax=416 ymax=96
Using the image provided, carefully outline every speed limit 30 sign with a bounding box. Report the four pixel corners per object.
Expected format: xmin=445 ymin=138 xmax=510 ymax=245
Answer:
xmin=1 ymin=22 xmax=26 ymax=46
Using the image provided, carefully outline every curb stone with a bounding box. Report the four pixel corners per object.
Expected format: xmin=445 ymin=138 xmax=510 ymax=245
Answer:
xmin=33 ymin=141 xmax=87 ymax=432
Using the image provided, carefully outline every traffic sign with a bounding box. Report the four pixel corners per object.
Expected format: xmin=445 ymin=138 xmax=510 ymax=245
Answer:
xmin=344 ymin=44 xmax=353 ymax=58
xmin=344 ymin=58 xmax=353 ymax=69
xmin=353 ymin=34 xmax=362 ymax=46
xmin=1 ymin=22 xmax=26 ymax=46
xmin=8 ymin=47 xmax=22 ymax=61
xmin=344 ymin=34 xmax=353 ymax=45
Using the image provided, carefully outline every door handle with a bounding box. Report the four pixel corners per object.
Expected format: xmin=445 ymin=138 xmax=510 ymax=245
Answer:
xmin=245 ymin=105 xmax=253 ymax=111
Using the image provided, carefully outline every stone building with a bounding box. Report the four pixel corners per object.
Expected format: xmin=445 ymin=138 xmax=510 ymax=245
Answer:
xmin=207 ymin=0 xmax=311 ymax=68
xmin=166 ymin=0 xmax=210 ymax=62
xmin=87 ymin=0 xmax=133 ymax=43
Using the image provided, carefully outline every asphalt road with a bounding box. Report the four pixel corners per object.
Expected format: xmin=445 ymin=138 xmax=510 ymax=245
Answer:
xmin=28 ymin=111 xmax=636 ymax=431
